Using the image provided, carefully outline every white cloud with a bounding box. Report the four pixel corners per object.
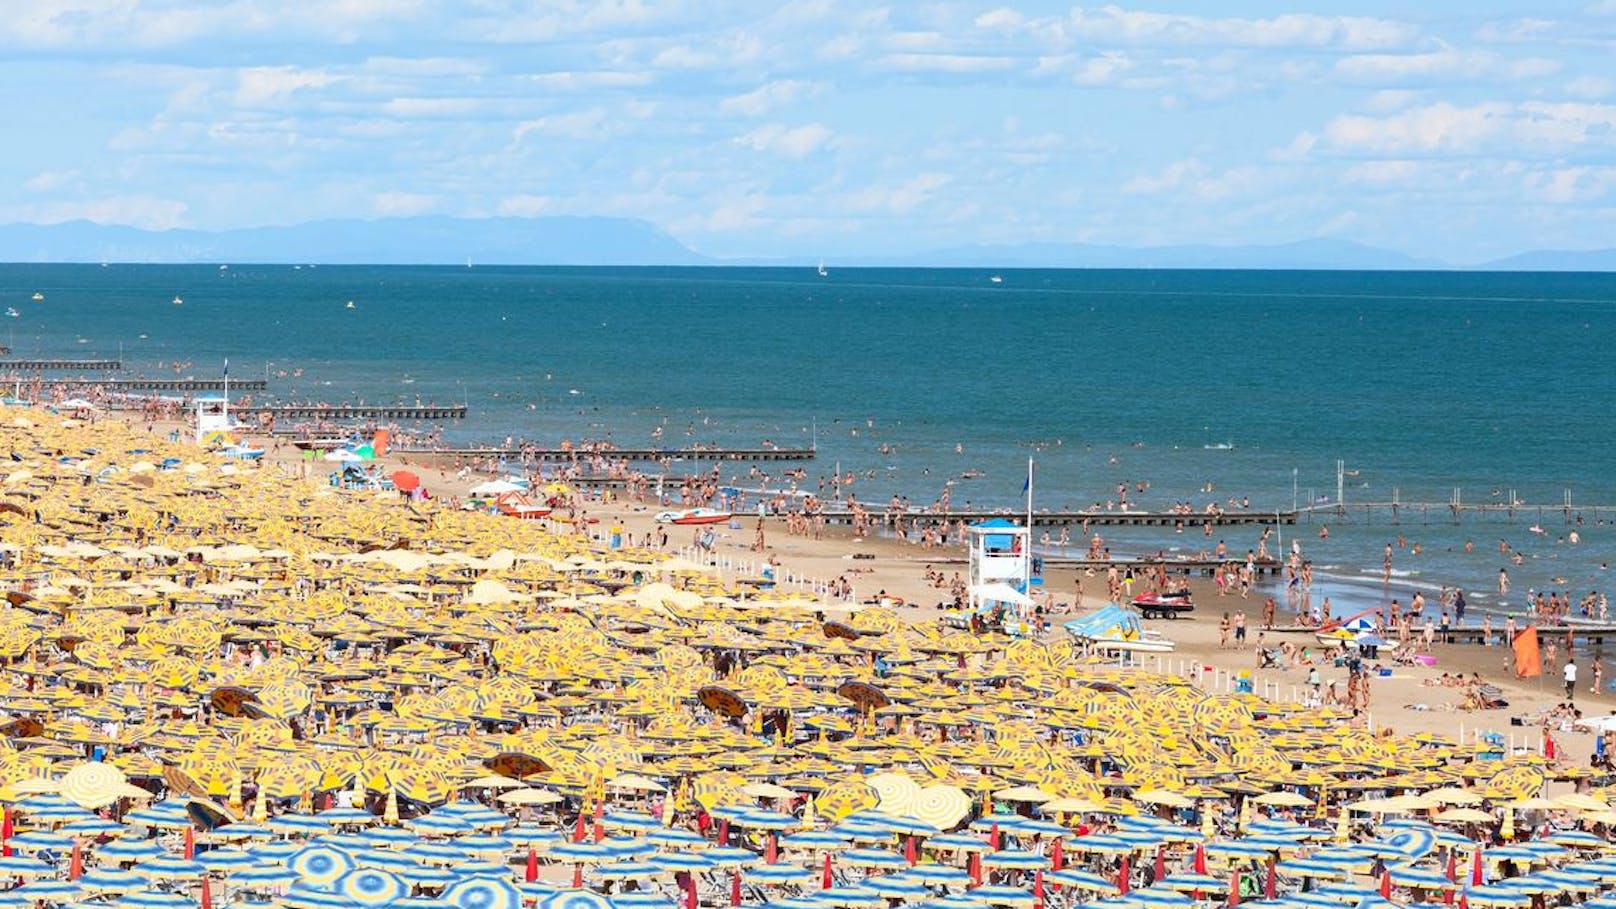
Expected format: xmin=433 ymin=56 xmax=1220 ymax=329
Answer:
xmin=372 ymin=191 xmax=435 ymax=216
xmin=975 ymin=8 xmax=1025 ymax=30
xmin=1474 ymin=18 xmax=1558 ymax=42
xmin=1065 ymin=7 xmax=1420 ymax=51
xmin=236 ymin=66 xmax=338 ymax=107
xmin=1074 ymin=51 xmax=1134 ymax=85
xmin=1363 ymin=90 xmax=1424 ymax=113
xmin=1525 ymin=166 xmax=1616 ymax=202
xmin=736 ymin=123 xmax=833 ymax=159
xmin=381 ymin=98 xmax=480 ymax=117
xmin=497 ymin=194 xmax=551 ymax=217
xmin=1123 ymin=158 xmax=1205 ymax=194
xmin=882 ymin=54 xmax=1016 ymax=73
xmin=23 ymin=171 xmax=79 ymax=193
xmin=1567 ymin=76 xmax=1616 ymax=99
xmin=512 ymin=109 xmax=612 ymax=143
xmin=1343 ymin=160 xmax=1423 ymax=185
xmin=524 ymin=71 xmax=653 ymax=91
xmin=847 ymin=173 xmax=952 ymax=215
xmin=720 ymin=80 xmax=821 ymax=117
xmin=1322 ymin=100 xmax=1616 ymax=154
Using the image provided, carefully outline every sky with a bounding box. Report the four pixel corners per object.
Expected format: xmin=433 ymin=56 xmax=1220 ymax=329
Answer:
xmin=2 ymin=1 xmax=1614 ymax=262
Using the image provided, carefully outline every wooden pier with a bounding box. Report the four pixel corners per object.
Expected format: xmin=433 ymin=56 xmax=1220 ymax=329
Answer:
xmin=0 ymin=359 xmax=121 ymax=371
xmin=922 ymin=555 xmax=1285 ymax=579
xmin=390 ymin=446 xmax=818 ymax=462
xmin=1298 ymin=501 xmax=1616 ymax=527
xmin=818 ymin=509 xmax=1294 ymax=529
xmin=256 ymin=404 xmax=466 ymax=421
xmin=67 ymin=378 xmax=268 ymax=392
xmin=1271 ymin=622 xmax=1616 ymax=646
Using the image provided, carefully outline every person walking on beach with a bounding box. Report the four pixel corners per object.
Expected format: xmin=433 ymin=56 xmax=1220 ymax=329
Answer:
xmin=1262 ymin=596 xmax=1276 ymax=630
xmin=1219 ymin=613 xmax=1231 ymax=649
xmin=1565 ymin=658 xmax=1578 ymax=700
xmin=1233 ymin=612 xmax=1247 ymax=646
xmin=1592 ymin=660 xmax=1604 ymax=695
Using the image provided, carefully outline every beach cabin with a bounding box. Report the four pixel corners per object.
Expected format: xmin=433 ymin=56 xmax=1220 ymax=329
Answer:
xmin=966 ymin=519 xmax=1036 ymax=620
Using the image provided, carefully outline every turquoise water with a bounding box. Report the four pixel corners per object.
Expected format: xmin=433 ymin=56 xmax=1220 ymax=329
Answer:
xmin=5 ymin=263 xmax=1616 ymax=616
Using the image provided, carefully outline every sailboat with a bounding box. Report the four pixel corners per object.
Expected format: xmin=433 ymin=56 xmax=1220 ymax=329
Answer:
xmin=817 ymin=259 xmax=828 ymax=277
xmin=172 ymin=295 xmax=184 ymax=305
xmin=30 ymin=293 xmax=42 ymax=301
xmin=346 ymin=300 xmax=356 ymax=309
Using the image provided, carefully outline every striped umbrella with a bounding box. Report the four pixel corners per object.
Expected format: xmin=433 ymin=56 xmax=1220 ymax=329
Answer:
xmin=703 ymin=847 xmax=762 ymax=868
xmin=1129 ymin=888 xmax=1195 ymax=909
xmin=268 ymin=814 xmax=332 ymax=836
xmin=250 ymin=841 xmax=303 ymax=862
xmin=111 ymin=890 xmax=198 ymax=909
xmin=537 ymin=890 xmax=620 ymax=909
xmin=744 ymin=863 xmax=817 ymax=885
xmin=838 ymin=848 xmax=908 ymax=869
xmin=1154 ymin=873 xmax=1230 ymax=892
xmin=78 ymin=867 xmax=151 ymax=892
xmin=1382 ymin=829 xmax=1437 ymax=860
xmin=280 ymin=882 xmax=360 ymax=909
xmin=902 ymin=864 xmax=972 ymax=886
xmin=209 ymin=822 xmax=275 ymax=840
xmin=730 ymin=810 xmax=802 ymax=831
xmin=230 ymin=864 xmax=302 ymax=887
xmin=198 ymin=848 xmax=259 ymax=871
xmin=549 ymin=840 xmax=649 ymax=864
xmin=1549 ymin=830 xmax=1606 ymax=850
xmin=8 ymin=831 xmax=75 ymax=852
xmin=355 ymin=849 xmax=423 ymax=872
xmin=0 ymin=854 xmax=55 ymax=876
xmin=811 ymin=885 xmax=887 ymax=907
xmin=10 ymin=879 xmax=85 ymax=903
xmin=1042 ymin=870 xmax=1116 ymax=894
xmin=16 ymin=796 xmax=97 ymax=824
xmin=403 ymin=842 xmax=471 ymax=864
xmin=962 ymin=885 xmax=1037 ymax=907
xmin=95 ymin=838 xmax=169 ymax=862
xmin=1526 ymin=870 xmax=1600 ymax=892
xmin=861 ymin=873 xmax=932 ymax=899
xmin=287 ymin=843 xmax=359 ymax=886
xmin=980 ymin=851 xmax=1049 ymax=871
xmin=439 ymin=873 xmax=526 ymax=905
xmin=828 ymin=824 xmax=898 ymax=843
xmin=455 ymin=834 xmax=515 ymax=854
xmin=653 ymin=853 xmax=720 ymax=873
xmin=613 ymin=893 xmax=677 ymax=909
xmin=60 ymin=818 xmax=124 ymax=837
xmin=1387 ymin=865 xmax=1456 ymax=889
xmin=363 ymin=827 xmax=420 ymax=847
xmin=1276 ymin=859 xmax=1354 ymax=880
xmin=133 ymin=855 xmax=209 ymax=879
xmin=924 ymin=834 xmax=991 ymax=853
xmin=1459 ymin=886 xmax=1533 ymax=907
xmin=645 ymin=829 xmax=706 ymax=848
xmin=602 ymin=812 xmax=664 ymax=832
xmin=408 ymin=814 xmax=474 ymax=836
xmin=396 ymin=865 xmax=458 ymax=888
xmin=1585 ymin=898 xmax=1616 ymax=909
xmin=317 ymin=808 xmax=377 ymax=826
xmin=916 ymin=897 xmax=990 ymax=909
xmin=1204 ymin=841 xmax=1274 ymax=860
xmin=454 ymin=859 xmax=511 ymax=877
xmin=588 ymin=861 xmax=670 ymax=881
xmin=124 ymin=803 xmax=192 ymax=829
xmin=1062 ymin=835 xmax=1133 ymax=855
xmin=336 ymin=867 xmax=408 ymax=906
xmin=781 ymin=831 xmax=852 ymax=850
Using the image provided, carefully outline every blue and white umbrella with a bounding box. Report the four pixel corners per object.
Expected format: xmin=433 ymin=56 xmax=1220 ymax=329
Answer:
xmin=280 ymin=882 xmax=359 ymax=909
xmin=363 ymin=827 xmax=419 ymax=847
xmin=287 ymin=843 xmax=358 ymax=885
xmin=59 ymin=818 xmax=124 ymax=836
xmin=1276 ymin=859 xmax=1353 ymax=879
xmin=730 ymin=809 xmax=802 ymax=831
xmin=902 ymin=863 xmax=973 ymax=886
xmin=396 ymin=864 xmax=458 ymax=888
xmin=549 ymin=840 xmax=646 ymax=864
xmin=1154 ymin=873 xmax=1230 ymax=892
xmin=916 ymin=896 xmax=991 ymax=909
xmin=112 ymin=890 xmax=199 ymax=909
xmin=744 ymin=863 xmax=816 ymax=885
xmin=250 ymin=841 xmax=303 ymax=862
xmin=356 ymin=849 xmax=423 ymax=872
xmin=1461 ymin=885 xmax=1533 ymax=906
xmin=1129 ymin=887 xmax=1195 ymax=909
xmin=1381 ymin=829 xmax=1437 ymax=860
xmin=8 ymin=830 xmax=75 ymax=852
xmin=11 ymin=879 xmax=85 ymax=902
xmin=408 ymin=814 xmax=474 ymax=836
xmin=124 ymin=801 xmax=192 ymax=829
xmin=781 ymin=830 xmax=853 ymax=850
xmin=828 ymin=823 xmax=898 ymax=842
xmin=95 ymin=838 xmax=168 ymax=862
xmin=653 ymin=852 xmax=720 ymax=873
xmin=455 ymin=834 xmax=515 ymax=854
xmin=78 ymin=867 xmax=151 ymax=892
xmin=962 ymin=884 xmax=1037 ymax=907
xmin=16 ymin=796 xmax=97 ymax=824
xmin=1063 ymin=835 xmax=1133 ymax=855
xmin=336 ymin=867 xmax=408 ymax=906
xmin=230 ymin=864 xmax=302 ymax=887
xmin=703 ymin=846 xmax=762 ymax=868
xmin=810 ymin=885 xmax=887 ymax=908
xmin=132 ymin=855 xmax=210 ymax=880
xmin=645 ymin=828 xmax=706 ymax=848
xmin=537 ymin=890 xmax=620 ymax=909
xmin=443 ymin=878 xmax=530 ymax=909
xmin=456 ymin=860 xmax=512 ymax=878
xmin=980 ymin=850 xmax=1049 ymax=871
xmin=613 ymin=893 xmax=677 ymax=909
xmin=211 ymin=822 xmax=276 ymax=840
xmin=1042 ymin=870 xmax=1117 ymax=893
xmin=403 ymin=842 xmax=471 ymax=864
xmin=268 ymin=813 xmax=332 ymax=835
xmin=925 ymin=834 xmax=991 ymax=853
xmin=602 ymin=812 xmax=664 ymax=832
xmin=1204 ymin=841 xmax=1275 ymax=860
xmin=838 ymin=848 xmax=908 ymax=869
xmin=1530 ymin=870 xmax=1601 ymax=891
xmin=198 ymin=848 xmax=259 ymax=871
xmin=0 ymin=854 xmax=53 ymax=876
xmin=861 ymin=873 xmax=932 ymax=899
xmin=317 ymin=807 xmax=377 ymax=826
xmin=589 ymin=860 xmax=670 ymax=881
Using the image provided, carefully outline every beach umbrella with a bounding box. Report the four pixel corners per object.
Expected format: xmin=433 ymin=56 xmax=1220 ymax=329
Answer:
xmin=861 ymin=873 xmax=931 ymax=899
xmin=903 ymin=863 xmax=972 ymax=886
xmin=1389 ymin=865 xmax=1456 ymax=889
xmin=112 ymin=891 xmax=198 ymax=909
xmin=268 ymin=813 xmax=332 ymax=836
xmin=10 ymin=879 xmax=84 ymax=903
xmin=281 ymin=882 xmax=360 ymax=909
xmin=781 ymin=830 xmax=852 ymax=850
xmin=980 ymin=851 xmax=1050 ymax=871
xmin=965 ymin=885 xmax=1038 ymax=907
xmin=231 ymin=864 xmax=302 ymax=887
xmin=655 ymin=853 xmax=720 ymax=873
xmin=538 ymin=889 xmax=621 ymax=909
xmin=78 ymin=867 xmax=151 ymax=892
xmin=926 ymin=834 xmax=992 ymax=853
xmin=745 ymin=863 xmax=816 ymax=886
xmin=1043 ymin=870 xmax=1117 ymax=894
xmin=813 ymin=885 xmax=887 ymax=908
xmin=8 ymin=830 xmax=75 ymax=852
xmin=397 ymin=864 xmax=458 ymax=888
xmin=840 ymin=848 xmax=908 ymax=869
xmin=590 ymin=861 xmax=669 ymax=881
xmin=133 ymin=855 xmax=209 ymax=879
xmin=404 ymin=842 xmax=471 ymax=864
xmin=704 ymin=847 xmax=763 ymax=868
xmin=95 ymin=838 xmax=168 ymax=862
xmin=1548 ymin=830 xmax=1606 ymax=849
xmin=336 ymin=867 xmax=408 ymax=906
xmin=1156 ymin=873 xmax=1230 ymax=892
xmin=1277 ymin=859 xmax=1353 ymax=880
xmin=0 ymin=854 xmax=55 ymax=876
xmin=1130 ymin=888 xmax=1195 ymax=909
xmin=287 ymin=843 xmax=358 ymax=885
xmin=1460 ymin=886 xmax=1532 ymax=906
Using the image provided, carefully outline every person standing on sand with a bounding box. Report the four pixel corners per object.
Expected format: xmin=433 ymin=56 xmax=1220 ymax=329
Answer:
xmin=1234 ymin=612 xmax=1247 ymax=646
xmin=1262 ymin=596 xmax=1276 ymax=630
xmin=1565 ymin=658 xmax=1578 ymax=699
xmin=1483 ymin=613 xmax=1492 ymax=645
xmin=1592 ymin=660 xmax=1604 ymax=695
xmin=1219 ymin=613 xmax=1231 ymax=649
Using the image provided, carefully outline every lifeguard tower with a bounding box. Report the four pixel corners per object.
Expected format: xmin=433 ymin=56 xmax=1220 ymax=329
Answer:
xmin=194 ymin=395 xmax=232 ymax=446
xmin=966 ymin=518 xmax=1036 ymax=618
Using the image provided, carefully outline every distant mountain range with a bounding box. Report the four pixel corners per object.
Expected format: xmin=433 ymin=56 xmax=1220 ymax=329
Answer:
xmin=0 ymin=217 xmax=1611 ymax=270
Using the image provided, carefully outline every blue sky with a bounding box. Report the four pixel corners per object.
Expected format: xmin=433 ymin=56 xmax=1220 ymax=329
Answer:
xmin=3 ymin=1 xmax=1614 ymax=262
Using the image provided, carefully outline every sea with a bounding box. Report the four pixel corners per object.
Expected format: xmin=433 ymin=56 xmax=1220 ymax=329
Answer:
xmin=5 ymin=263 xmax=1616 ymax=629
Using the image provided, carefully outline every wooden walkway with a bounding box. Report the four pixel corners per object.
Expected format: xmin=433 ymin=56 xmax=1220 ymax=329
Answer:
xmin=390 ymin=446 xmax=818 ymax=462
xmin=923 ymin=555 xmax=1286 ymax=578
xmin=256 ymin=404 xmax=467 ymax=420
xmin=67 ymin=378 xmax=268 ymax=391
xmin=1298 ymin=501 xmax=1616 ymax=526
xmin=0 ymin=359 xmax=121 ymax=371
xmin=818 ymin=509 xmax=1294 ymax=529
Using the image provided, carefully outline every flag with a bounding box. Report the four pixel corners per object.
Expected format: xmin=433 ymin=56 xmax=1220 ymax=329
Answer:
xmin=1021 ymin=460 xmax=1034 ymax=494
xmin=223 ymin=358 xmax=229 ymax=377
xmin=1512 ymin=626 xmax=1541 ymax=678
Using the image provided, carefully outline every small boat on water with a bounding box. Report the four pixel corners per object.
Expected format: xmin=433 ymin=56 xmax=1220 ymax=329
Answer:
xmin=817 ymin=260 xmax=828 ymax=277
xmin=655 ymin=507 xmax=731 ymax=526
xmin=1204 ymin=442 xmax=1235 ymax=450
xmin=172 ymin=295 xmax=183 ymax=305
xmin=30 ymin=293 xmax=43 ymax=301
xmin=989 ymin=275 xmax=1002 ymax=284
xmin=4 ymin=309 xmax=17 ymax=319
xmin=346 ymin=300 xmax=355 ymax=309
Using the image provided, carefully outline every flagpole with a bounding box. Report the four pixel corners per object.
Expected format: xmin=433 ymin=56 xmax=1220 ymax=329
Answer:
xmin=1025 ymin=456 xmax=1033 ymax=532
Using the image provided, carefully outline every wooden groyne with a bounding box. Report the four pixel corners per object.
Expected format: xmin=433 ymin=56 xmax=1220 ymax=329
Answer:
xmin=924 ymin=555 xmax=1286 ymax=578
xmin=69 ymin=378 xmax=268 ymax=392
xmin=818 ymin=509 xmax=1294 ymax=529
xmin=390 ymin=447 xmax=817 ymax=462
xmin=256 ymin=404 xmax=466 ymax=420
xmin=0 ymin=359 xmax=121 ymax=371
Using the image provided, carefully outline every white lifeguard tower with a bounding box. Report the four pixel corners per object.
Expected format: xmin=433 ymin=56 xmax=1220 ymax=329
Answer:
xmin=966 ymin=518 xmax=1036 ymax=618
xmin=194 ymin=395 xmax=231 ymax=445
